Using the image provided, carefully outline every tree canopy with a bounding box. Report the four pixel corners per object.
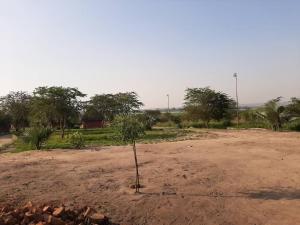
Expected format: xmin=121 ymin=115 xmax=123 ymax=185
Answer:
xmin=286 ymin=97 xmax=300 ymax=118
xmin=114 ymin=114 xmax=145 ymax=142
xmin=82 ymin=92 xmax=143 ymax=122
xmin=184 ymin=87 xmax=234 ymax=127
xmin=0 ymin=91 xmax=31 ymax=131
xmin=31 ymin=86 xmax=86 ymax=138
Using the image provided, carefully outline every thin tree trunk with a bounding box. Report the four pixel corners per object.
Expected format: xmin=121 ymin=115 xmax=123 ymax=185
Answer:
xmin=205 ymin=120 xmax=209 ymax=128
xmin=278 ymin=117 xmax=282 ymax=130
xmin=61 ymin=117 xmax=66 ymax=139
xmin=133 ymin=140 xmax=140 ymax=193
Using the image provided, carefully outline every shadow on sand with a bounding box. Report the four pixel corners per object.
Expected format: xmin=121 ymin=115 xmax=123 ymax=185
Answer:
xmin=240 ymin=187 xmax=300 ymax=200
xmin=138 ymin=187 xmax=300 ymax=201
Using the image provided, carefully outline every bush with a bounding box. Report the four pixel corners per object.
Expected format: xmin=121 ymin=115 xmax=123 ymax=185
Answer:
xmin=155 ymin=121 xmax=177 ymax=128
xmin=181 ymin=120 xmax=204 ymax=128
xmin=169 ymin=114 xmax=182 ymax=128
xmin=284 ymin=119 xmax=300 ymax=131
xmin=70 ymin=132 xmax=85 ymax=149
xmin=23 ymin=127 xmax=52 ymax=150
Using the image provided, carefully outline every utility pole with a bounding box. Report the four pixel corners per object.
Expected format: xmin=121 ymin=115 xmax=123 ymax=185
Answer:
xmin=167 ymin=94 xmax=170 ymax=113
xmin=233 ymin=73 xmax=239 ymax=128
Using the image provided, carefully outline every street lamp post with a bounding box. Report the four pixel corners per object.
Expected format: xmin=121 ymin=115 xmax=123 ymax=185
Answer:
xmin=167 ymin=94 xmax=170 ymax=113
xmin=233 ymin=73 xmax=239 ymax=128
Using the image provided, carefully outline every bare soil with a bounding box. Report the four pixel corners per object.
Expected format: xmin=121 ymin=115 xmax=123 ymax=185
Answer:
xmin=0 ymin=130 xmax=299 ymax=225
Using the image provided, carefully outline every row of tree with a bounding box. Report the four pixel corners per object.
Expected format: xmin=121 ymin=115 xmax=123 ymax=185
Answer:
xmin=1 ymin=86 xmax=300 ymax=135
xmin=0 ymin=87 xmax=143 ymax=138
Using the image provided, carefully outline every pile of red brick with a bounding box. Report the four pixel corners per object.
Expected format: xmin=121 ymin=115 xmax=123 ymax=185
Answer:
xmin=0 ymin=202 xmax=113 ymax=225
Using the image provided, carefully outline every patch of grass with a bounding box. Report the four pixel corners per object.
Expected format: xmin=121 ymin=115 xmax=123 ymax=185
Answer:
xmin=12 ymin=138 xmax=33 ymax=153
xmin=141 ymin=129 xmax=191 ymax=144
xmin=181 ymin=120 xmax=230 ymax=129
xmin=14 ymin=127 xmax=194 ymax=151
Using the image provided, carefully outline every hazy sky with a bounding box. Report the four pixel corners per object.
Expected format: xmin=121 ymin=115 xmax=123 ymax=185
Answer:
xmin=1 ymin=0 xmax=299 ymax=108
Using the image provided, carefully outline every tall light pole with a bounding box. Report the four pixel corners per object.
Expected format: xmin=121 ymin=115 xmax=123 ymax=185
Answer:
xmin=233 ymin=73 xmax=239 ymax=128
xmin=167 ymin=94 xmax=170 ymax=113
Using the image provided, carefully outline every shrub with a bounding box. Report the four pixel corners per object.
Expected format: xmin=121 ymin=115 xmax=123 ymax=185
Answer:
xmin=155 ymin=121 xmax=177 ymax=128
xmin=169 ymin=114 xmax=182 ymax=128
xmin=23 ymin=127 xmax=52 ymax=150
xmin=284 ymin=119 xmax=300 ymax=131
xmin=70 ymin=132 xmax=85 ymax=149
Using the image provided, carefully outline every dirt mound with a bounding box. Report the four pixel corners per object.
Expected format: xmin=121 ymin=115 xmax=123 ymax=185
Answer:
xmin=0 ymin=202 xmax=117 ymax=225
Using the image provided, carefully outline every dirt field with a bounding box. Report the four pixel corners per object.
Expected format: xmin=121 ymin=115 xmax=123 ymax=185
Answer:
xmin=0 ymin=130 xmax=299 ymax=225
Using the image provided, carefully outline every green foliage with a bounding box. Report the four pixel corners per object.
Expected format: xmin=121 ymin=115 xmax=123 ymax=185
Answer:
xmin=47 ymin=127 xmax=188 ymax=148
xmin=286 ymin=97 xmax=300 ymax=118
xmin=83 ymin=94 xmax=117 ymax=122
xmin=155 ymin=121 xmax=177 ymax=128
xmin=158 ymin=112 xmax=171 ymax=123
xmin=83 ymin=92 xmax=143 ymax=122
xmin=169 ymin=113 xmax=182 ymax=128
xmin=181 ymin=120 xmax=229 ymax=129
xmin=114 ymin=92 xmax=143 ymax=115
xmin=82 ymin=105 xmax=105 ymax=121
xmin=257 ymin=97 xmax=290 ymax=131
xmin=137 ymin=110 xmax=161 ymax=130
xmin=31 ymin=86 xmax=86 ymax=138
xmin=240 ymin=109 xmax=266 ymax=127
xmin=114 ymin=115 xmax=145 ymax=143
xmin=23 ymin=127 xmax=52 ymax=150
xmin=0 ymin=91 xmax=31 ymax=131
xmin=155 ymin=112 xmax=183 ymax=128
xmin=145 ymin=110 xmax=161 ymax=119
xmin=113 ymin=114 xmax=146 ymax=193
xmin=69 ymin=132 xmax=85 ymax=149
xmin=284 ymin=119 xmax=300 ymax=131
xmin=184 ymin=87 xmax=235 ymax=127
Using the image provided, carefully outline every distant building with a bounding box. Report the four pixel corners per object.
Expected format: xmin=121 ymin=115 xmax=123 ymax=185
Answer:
xmin=81 ymin=120 xmax=105 ymax=129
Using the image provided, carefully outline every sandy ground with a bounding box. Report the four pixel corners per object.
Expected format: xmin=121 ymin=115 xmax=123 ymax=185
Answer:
xmin=0 ymin=130 xmax=299 ymax=225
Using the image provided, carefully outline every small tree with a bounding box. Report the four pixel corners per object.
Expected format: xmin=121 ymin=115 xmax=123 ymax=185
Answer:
xmin=114 ymin=115 xmax=145 ymax=193
xmin=23 ymin=127 xmax=52 ymax=150
xmin=70 ymin=132 xmax=85 ymax=149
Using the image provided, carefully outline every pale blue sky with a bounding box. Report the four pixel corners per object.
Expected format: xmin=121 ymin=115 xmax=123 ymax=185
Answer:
xmin=0 ymin=0 xmax=299 ymax=108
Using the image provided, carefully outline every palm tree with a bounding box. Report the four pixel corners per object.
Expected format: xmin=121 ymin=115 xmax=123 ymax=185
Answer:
xmin=257 ymin=97 xmax=288 ymax=131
